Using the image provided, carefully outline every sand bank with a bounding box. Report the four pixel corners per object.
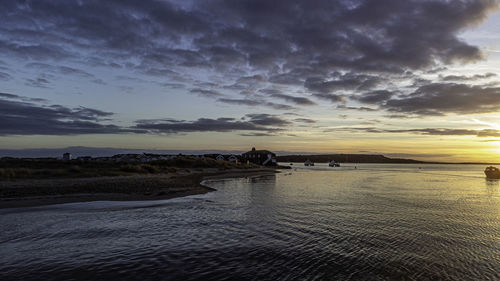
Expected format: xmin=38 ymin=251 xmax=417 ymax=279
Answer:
xmin=0 ymin=168 xmax=277 ymax=209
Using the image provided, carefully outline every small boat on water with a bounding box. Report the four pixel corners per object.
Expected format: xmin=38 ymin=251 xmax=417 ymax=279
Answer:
xmin=304 ymin=160 xmax=314 ymax=166
xmin=329 ymin=161 xmax=340 ymax=167
xmin=484 ymin=166 xmax=500 ymax=179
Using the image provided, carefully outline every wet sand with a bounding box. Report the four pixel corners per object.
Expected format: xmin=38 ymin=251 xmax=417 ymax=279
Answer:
xmin=0 ymin=168 xmax=277 ymax=209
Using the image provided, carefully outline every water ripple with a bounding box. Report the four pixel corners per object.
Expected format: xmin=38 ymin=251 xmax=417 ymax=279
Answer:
xmin=0 ymin=164 xmax=499 ymax=281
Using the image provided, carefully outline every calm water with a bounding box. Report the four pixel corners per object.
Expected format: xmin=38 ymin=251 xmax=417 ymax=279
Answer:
xmin=1 ymin=164 xmax=499 ymax=281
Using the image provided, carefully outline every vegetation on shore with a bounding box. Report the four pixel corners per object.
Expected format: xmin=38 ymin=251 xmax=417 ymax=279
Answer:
xmin=0 ymin=156 xmax=259 ymax=181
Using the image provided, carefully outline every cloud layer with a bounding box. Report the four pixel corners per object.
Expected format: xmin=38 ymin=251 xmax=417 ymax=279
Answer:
xmin=0 ymin=93 xmax=297 ymax=136
xmin=1 ymin=1 xmax=498 ymax=108
xmin=1 ymin=0 xmax=499 ymax=138
xmin=0 ymin=93 xmax=123 ymax=135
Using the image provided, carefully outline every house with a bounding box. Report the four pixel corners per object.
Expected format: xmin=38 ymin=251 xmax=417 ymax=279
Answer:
xmin=215 ymin=154 xmax=225 ymax=161
xmin=77 ymin=156 xmax=92 ymax=162
xmin=63 ymin=152 xmax=72 ymax=161
xmin=227 ymin=155 xmax=239 ymax=163
xmin=242 ymin=147 xmax=276 ymax=166
xmin=112 ymin=154 xmax=140 ymax=162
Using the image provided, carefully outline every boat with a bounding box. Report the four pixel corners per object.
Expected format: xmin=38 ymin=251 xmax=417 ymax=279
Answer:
xmin=329 ymin=160 xmax=340 ymax=167
xmin=484 ymin=166 xmax=500 ymax=179
xmin=304 ymin=160 xmax=314 ymax=166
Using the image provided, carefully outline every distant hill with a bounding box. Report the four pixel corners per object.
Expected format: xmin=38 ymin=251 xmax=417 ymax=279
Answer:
xmin=277 ymin=154 xmax=428 ymax=164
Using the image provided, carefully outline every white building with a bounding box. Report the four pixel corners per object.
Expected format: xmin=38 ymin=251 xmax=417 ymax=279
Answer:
xmin=63 ymin=152 xmax=72 ymax=161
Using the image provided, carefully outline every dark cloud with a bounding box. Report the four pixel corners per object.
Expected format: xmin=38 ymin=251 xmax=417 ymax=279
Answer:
xmin=354 ymin=90 xmax=394 ymax=104
xmin=0 ymin=93 xmax=48 ymax=103
xmin=409 ymin=78 xmax=433 ymax=88
xmin=476 ymin=129 xmax=500 ymax=137
xmin=330 ymin=126 xmax=500 ymax=137
xmin=0 ymin=40 xmax=72 ymax=61
xmin=426 ymin=67 xmax=448 ymax=74
xmin=190 ymin=88 xmax=224 ymax=98
xmin=25 ymin=77 xmax=50 ymax=88
xmin=384 ymin=83 xmax=500 ymax=115
xmin=0 ymin=71 xmax=12 ymax=81
xmin=0 ymin=0 xmax=496 ymax=114
xmin=313 ymin=93 xmax=345 ymax=103
xmin=135 ymin=113 xmax=289 ymax=134
xmin=272 ymin=94 xmax=316 ymax=106
xmin=92 ymin=79 xmax=107 ymax=85
xmin=294 ymin=118 xmax=317 ymax=124
xmin=217 ymin=98 xmax=261 ymax=106
xmin=440 ymin=72 xmax=496 ymax=81
xmin=244 ymin=114 xmax=292 ymax=126
xmin=2 ymin=93 xmax=294 ymax=136
xmin=239 ymin=132 xmax=275 ymax=137
xmin=336 ymin=105 xmax=377 ymax=111
xmin=390 ymin=128 xmax=500 ymax=137
xmin=305 ymin=74 xmax=383 ymax=94
xmin=0 ymin=92 xmax=48 ymax=103
xmin=259 ymin=89 xmax=317 ymax=106
xmin=0 ymin=93 xmax=123 ymax=135
xmin=388 ymin=128 xmax=482 ymax=136
xmin=25 ymin=63 xmax=95 ymax=78
xmin=217 ymin=98 xmax=295 ymax=110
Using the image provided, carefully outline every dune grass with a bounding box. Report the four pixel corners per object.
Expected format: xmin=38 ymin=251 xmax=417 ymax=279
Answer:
xmin=0 ymin=156 xmax=259 ymax=180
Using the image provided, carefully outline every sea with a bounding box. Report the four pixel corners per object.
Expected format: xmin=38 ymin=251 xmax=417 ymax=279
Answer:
xmin=0 ymin=163 xmax=499 ymax=281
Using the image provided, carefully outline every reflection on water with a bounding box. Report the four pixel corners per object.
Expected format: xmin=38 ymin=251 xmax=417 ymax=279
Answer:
xmin=0 ymin=164 xmax=499 ymax=281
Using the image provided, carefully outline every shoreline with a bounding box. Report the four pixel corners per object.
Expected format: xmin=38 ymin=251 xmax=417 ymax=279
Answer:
xmin=0 ymin=168 xmax=278 ymax=209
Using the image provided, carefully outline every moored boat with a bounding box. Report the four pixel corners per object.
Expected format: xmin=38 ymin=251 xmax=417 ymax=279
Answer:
xmin=329 ymin=161 xmax=340 ymax=167
xmin=484 ymin=166 xmax=500 ymax=179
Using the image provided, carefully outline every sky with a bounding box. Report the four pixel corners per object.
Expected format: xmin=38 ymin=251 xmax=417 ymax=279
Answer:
xmin=1 ymin=0 xmax=500 ymax=162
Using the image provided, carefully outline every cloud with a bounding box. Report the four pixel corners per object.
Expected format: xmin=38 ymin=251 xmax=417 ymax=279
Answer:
xmin=239 ymin=132 xmax=276 ymax=137
xmin=440 ymin=72 xmax=496 ymax=81
xmin=272 ymin=93 xmax=316 ymax=106
xmin=313 ymin=93 xmax=345 ymax=103
xmin=293 ymin=118 xmax=317 ymax=124
xmin=259 ymin=89 xmax=316 ymax=106
xmin=217 ymin=98 xmax=261 ymax=106
xmin=0 ymin=40 xmax=72 ymax=60
xmin=336 ymin=105 xmax=377 ymax=111
xmin=353 ymin=90 xmax=394 ymax=104
xmin=330 ymin=126 xmax=500 ymax=137
xmin=190 ymin=88 xmax=224 ymax=98
xmin=25 ymin=77 xmax=51 ymax=88
xmin=305 ymin=74 xmax=383 ymax=95
xmin=217 ymin=98 xmax=296 ymax=110
xmin=0 ymin=93 xmax=124 ymax=135
xmin=1 ymin=93 xmax=294 ymax=136
xmin=1 ymin=0 xmax=497 ymax=114
xmin=25 ymin=63 xmax=95 ymax=78
xmin=0 ymin=92 xmax=48 ymax=103
xmin=244 ymin=113 xmax=292 ymax=126
xmin=0 ymin=71 xmax=12 ymax=81
xmin=384 ymin=83 xmax=500 ymax=115
xmin=134 ymin=113 xmax=289 ymax=134
xmin=388 ymin=128 xmax=483 ymax=136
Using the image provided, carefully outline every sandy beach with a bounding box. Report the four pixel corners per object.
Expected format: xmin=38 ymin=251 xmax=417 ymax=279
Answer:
xmin=0 ymin=168 xmax=278 ymax=209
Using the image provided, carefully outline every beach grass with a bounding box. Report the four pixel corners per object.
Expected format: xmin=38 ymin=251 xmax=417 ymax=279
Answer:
xmin=0 ymin=156 xmax=259 ymax=181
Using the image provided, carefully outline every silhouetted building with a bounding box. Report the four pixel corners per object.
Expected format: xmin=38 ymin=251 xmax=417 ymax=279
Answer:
xmin=63 ymin=153 xmax=72 ymax=161
xmin=242 ymin=147 xmax=276 ymax=166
